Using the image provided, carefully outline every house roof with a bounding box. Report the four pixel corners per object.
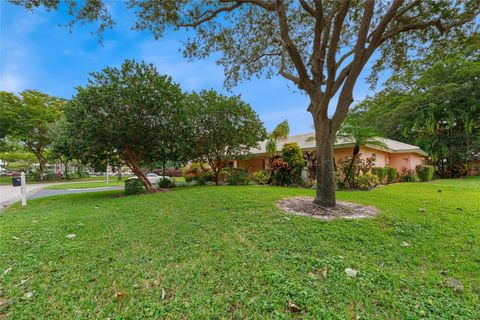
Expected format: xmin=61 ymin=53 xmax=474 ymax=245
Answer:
xmin=251 ymin=131 xmax=428 ymax=156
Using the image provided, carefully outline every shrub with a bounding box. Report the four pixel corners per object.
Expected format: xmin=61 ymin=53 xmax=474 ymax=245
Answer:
xmin=65 ymin=172 xmax=78 ymax=180
xmin=416 ymin=165 xmax=435 ymax=181
xmin=125 ymin=178 xmax=145 ymax=195
xmin=45 ymin=171 xmax=56 ymax=181
xmin=356 ymin=173 xmax=380 ymax=190
xmin=337 ymin=154 xmax=376 ymax=189
xmin=182 ymin=163 xmax=213 ymax=184
xmin=385 ymin=166 xmax=398 ymax=184
xmin=225 ymin=168 xmax=249 ymax=185
xmin=372 ymin=167 xmax=388 ymax=184
xmin=250 ymin=170 xmax=269 ymax=185
xmin=399 ymin=167 xmax=417 ymax=182
xmin=78 ymin=171 xmax=90 ymax=178
xmin=158 ymin=177 xmax=176 ymax=188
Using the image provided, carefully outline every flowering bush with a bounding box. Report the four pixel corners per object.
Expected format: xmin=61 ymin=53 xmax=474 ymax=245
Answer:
xmin=356 ymin=173 xmax=380 ymax=190
xmin=182 ymin=163 xmax=214 ymax=185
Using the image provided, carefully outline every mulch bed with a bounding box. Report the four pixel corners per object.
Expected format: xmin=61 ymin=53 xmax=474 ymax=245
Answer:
xmin=276 ymin=196 xmax=378 ymax=220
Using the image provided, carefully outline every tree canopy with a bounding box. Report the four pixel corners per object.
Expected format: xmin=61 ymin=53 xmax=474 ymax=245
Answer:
xmin=0 ymin=90 xmax=65 ymax=178
xmin=66 ymin=60 xmax=191 ymax=190
xmin=354 ymin=45 xmax=480 ymax=177
xmin=188 ymin=89 xmax=267 ymax=184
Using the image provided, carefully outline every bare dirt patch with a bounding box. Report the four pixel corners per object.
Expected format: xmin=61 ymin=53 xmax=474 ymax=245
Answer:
xmin=277 ymin=196 xmax=378 ymax=220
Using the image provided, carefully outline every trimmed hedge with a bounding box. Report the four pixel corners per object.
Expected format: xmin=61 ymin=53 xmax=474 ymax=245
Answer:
xmin=416 ymin=165 xmax=435 ymax=181
xmin=385 ymin=166 xmax=398 ymax=184
xmin=158 ymin=177 xmax=176 ymax=188
xmin=125 ymin=178 xmax=145 ymax=195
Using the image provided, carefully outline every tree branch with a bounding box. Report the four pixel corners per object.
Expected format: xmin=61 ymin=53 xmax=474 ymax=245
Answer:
xmin=299 ymin=0 xmax=315 ymax=17
xmin=276 ymin=0 xmax=313 ymax=91
xmin=176 ymin=3 xmax=243 ymax=28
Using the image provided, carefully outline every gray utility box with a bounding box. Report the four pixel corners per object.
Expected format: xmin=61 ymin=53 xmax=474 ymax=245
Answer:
xmin=12 ymin=177 xmax=21 ymax=187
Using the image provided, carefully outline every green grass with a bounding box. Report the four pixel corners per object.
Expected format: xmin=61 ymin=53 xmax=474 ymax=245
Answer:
xmin=1 ymin=178 xmax=479 ymax=318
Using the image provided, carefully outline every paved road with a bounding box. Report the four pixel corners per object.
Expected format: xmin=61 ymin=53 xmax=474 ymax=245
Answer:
xmin=29 ymin=186 xmax=123 ymax=199
xmin=0 ymin=181 xmax=119 ymax=210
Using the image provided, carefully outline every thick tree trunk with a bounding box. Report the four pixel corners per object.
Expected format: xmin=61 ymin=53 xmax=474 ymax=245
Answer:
xmin=124 ymin=146 xmax=153 ymax=191
xmin=117 ymin=165 xmax=122 ymax=180
xmin=38 ymin=157 xmax=47 ymax=181
xmin=313 ymin=119 xmax=337 ymax=207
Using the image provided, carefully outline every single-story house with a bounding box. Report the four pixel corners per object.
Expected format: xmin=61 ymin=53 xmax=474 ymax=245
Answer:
xmin=235 ymin=131 xmax=427 ymax=174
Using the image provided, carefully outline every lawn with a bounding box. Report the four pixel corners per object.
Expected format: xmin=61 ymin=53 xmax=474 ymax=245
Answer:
xmin=1 ymin=178 xmax=479 ymax=318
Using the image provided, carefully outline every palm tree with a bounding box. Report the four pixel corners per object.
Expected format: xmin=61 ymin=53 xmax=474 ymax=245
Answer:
xmin=265 ymin=120 xmax=289 ymax=182
xmin=266 ymin=120 xmax=289 ymax=157
xmin=337 ymin=118 xmax=387 ymax=185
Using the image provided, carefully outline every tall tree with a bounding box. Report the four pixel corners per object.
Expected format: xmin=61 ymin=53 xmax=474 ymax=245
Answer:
xmin=66 ymin=60 xmax=191 ymax=191
xmin=11 ymin=0 xmax=480 ymax=206
xmin=188 ymin=90 xmax=267 ymax=185
xmin=355 ymin=47 xmax=480 ymax=177
xmin=0 ymin=90 xmax=64 ymax=179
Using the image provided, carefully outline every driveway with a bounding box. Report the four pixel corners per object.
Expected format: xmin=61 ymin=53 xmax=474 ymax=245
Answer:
xmin=0 ymin=181 xmax=120 ymax=210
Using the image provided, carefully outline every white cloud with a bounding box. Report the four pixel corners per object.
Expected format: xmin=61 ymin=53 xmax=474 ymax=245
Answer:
xmin=139 ymin=40 xmax=225 ymax=91
xmin=0 ymin=72 xmax=27 ymax=92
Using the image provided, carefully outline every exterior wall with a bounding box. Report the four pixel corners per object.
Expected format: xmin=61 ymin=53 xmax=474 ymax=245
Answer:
xmin=237 ymin=157 xmax=265 ymax=174
xmin=388 ymin=153 xmax=425 ymax=172
xmin=333 ymin=147 xmax=388 ymax=167
xmin=237 ymin=149 xmax=425 ymax=174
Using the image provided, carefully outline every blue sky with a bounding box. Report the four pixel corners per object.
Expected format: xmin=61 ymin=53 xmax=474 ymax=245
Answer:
xmin=0 ymin=1 xmax=379 ymax=134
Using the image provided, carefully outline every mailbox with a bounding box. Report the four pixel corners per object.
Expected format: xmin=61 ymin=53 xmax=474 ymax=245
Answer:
xmin=12 ymin=176 xmax=21 ymax=187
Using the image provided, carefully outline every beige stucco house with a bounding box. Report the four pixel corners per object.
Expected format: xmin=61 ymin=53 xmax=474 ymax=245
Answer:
xmin=235 ymin=131 xmax=427 ymax=174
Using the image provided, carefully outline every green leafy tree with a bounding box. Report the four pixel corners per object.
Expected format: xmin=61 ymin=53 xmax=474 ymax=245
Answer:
xmin=355 ymin=46 xmax=480 ymax=177
xmin=188 ymin=90 xmax=267 ymax=185
xmin=11 ymin=1 xmax=480 ymax=206
xmin=66 ymin=60 xmax=191 ymax=191
xmin=337 ymin=117 xmax=387 ymax=185
xmin=0 ymin=90 xmax=64 ymax=179
xmin=0 ymin=150 xmax=36 ymax=170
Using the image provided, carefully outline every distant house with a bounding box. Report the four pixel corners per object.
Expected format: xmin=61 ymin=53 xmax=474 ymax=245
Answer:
xmin=235 ymin=131 xmax=427 ymax=174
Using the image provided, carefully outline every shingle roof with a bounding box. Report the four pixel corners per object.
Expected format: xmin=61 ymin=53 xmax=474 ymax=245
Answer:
xmin=251 ymin=131 xmax=427 ymax=156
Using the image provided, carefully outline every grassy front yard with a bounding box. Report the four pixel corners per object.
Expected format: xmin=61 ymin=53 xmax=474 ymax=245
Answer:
xmin=1 ymin=178 xmax=479 ymax=318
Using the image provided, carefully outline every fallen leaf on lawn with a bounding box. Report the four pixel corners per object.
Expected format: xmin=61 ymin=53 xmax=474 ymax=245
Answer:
xmin=401 ymin=241 xmax=411 ymax=247
xmin=418 ymin=208 xmax=426 ymax=212
xmin=32 ymin=220 xmax=38 ymax=224
xmin=23 ymin=291 xmax=34 ymax=299
xmin=321 ymin=267 xmax=328 ymax=278
xmin=20 ymin=279 xmax=28 ymax=286
xmin=3 ymin=267 xmax=12 ymax=275
xmin=287 ymin=300 xmax=301 ymax=312
xmin=0 ymin=297 xmax=9 ymax=307
xmin=284 ymin=217 xmax=290 ymax=221
xmin=345 ymin=268 xmax=358 ymax=277
xmin=445 ymin=277 xmax=464 ymax=292
xmin=161 ymin=288 xmax=166 ymax=301
xmin=114 ymin=291 xmax=125 ymax=300
xmin=153 ymin=280 xmax=160 ymax=286
xmin=12 ymin=236 xmax=20 ymax=240
xmin=66 ymin=234 xmax=76 ymax=239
